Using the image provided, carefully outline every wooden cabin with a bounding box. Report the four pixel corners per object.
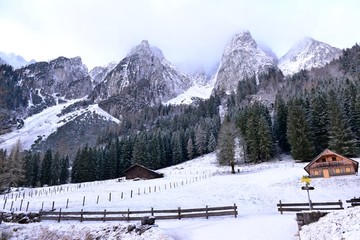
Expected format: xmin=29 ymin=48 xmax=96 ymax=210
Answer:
xmin=123 ymin=164 xmax=164 ymax=180
xmin=304 ymin=149 xmax=359 ymax=178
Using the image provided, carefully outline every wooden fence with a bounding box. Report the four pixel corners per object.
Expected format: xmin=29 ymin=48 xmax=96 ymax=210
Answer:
xmin=346 ymin=197 xmax=360 ymax=207
xmin=39 ymin=204 xmax=238 ymax=222
xmin=277 ymin=200 xmax=344 ymax=214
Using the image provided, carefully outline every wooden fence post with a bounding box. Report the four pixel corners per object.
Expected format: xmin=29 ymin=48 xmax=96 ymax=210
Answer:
xmin=234 ymin=203 xmax=237 ymax=218
xmin=41 ymin=202 xmax=44 ymax=211
xmin=206 ymin=205 xmax=208 ymax=219
xmin=26 ymin=202 xmax=29 ymax=212
xmin=19 ymin=199 xmax=23 ymax=211
xmin=121 ymin=192 xmax=123 ymax=199
xmin=66 ymin=199 xmax=69 ymax=209
xmin=127 ymin=208 xmax=130 ymax=222
xmin=3 ymin=198 xmax=7 ymax=209
xmin=339 ymin=199 xmax=343 ymax=209
xmin=52 ymin=201 xmax=55 ymax=210
xmin=109 ymin=193 xmax=111 ymax=202
xmin=131 ymin=190 xmax=133 ymax=198
xmin=80 ymin=209 xmax=83 ymax=222
xmin=279 ymin=200 xmax=283 ymax=214
xmin=10 ymin=201 xmax=14 ymax=211
xmin=97 ymin=196 xmax=99 ymax=204
xmin=178 ymin=207 xmax=181 ymax=220
xmin=151 ymin=207 xmax=154 ymax=216
xmin=58 ymin=208 xmax=62 ymax=223
xmin=83 ymin=196 xmax=86 ymax=206
xmin=103 ymin=209 xmax=106 ymax=222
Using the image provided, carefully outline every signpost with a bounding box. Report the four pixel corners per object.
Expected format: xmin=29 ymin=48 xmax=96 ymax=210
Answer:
xmin=301 ymin=176 xmax=314 ymax=210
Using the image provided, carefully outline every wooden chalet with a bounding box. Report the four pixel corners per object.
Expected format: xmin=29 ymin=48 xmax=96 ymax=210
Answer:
xmin=123 ymin=164 xmax=164 ymax=180
xmin=304 ymin=149 xmax=359 ymax=178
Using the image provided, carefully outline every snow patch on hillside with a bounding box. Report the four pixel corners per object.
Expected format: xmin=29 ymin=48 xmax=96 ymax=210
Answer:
xmin=0 ymin=99 xmax=120 ymax=152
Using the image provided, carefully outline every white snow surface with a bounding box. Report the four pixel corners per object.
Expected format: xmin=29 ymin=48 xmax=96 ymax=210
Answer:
xmin=0 ymin=99 xmax=120 ymax=152
xmin=1 ymin=153 xmax=360 ymax=239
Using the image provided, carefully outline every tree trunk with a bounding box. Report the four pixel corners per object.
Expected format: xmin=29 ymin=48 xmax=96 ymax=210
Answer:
xmin=230 ymin=161 xmax=235 ymax=174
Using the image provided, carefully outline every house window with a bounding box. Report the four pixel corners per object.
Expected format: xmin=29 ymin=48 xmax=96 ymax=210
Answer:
xmin=346 ymin=167 xmax=351 ymax=173
xmin=314 ymin=170 xmax=319 ymax=176
xmin=332 ymin=157 xmax=336 ymax=161
xmin=335 ymin=168 xmax=341 ymax=174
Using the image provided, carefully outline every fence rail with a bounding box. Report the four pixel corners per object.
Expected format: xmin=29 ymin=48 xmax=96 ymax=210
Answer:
xmin=277 ymin=200 xmax=344 ymax=214
xmin=346 ymin=197 xmax=360 ymax=207
xmin=39 ymin=204 xmax=238 ymax=222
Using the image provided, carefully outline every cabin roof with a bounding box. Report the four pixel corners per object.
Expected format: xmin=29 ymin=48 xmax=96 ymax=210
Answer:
xmin=123 ymin=163 xmax=162 ymax=176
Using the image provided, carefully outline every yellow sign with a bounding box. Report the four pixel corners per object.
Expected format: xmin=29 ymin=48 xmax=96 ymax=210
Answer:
xmin=301 ymin=176 xmax=312 ymax=185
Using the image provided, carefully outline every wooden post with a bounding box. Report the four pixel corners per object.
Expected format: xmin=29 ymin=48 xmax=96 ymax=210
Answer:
xmin=109 ymin=192 xmax=111 ymax=202
xmin=83 ymin=196 xmax=86 ymax=206
xmin=10 ymin=201 xmax=14 ymax=211
xmin=149 ymin=186 xmax=151 ymax=193
xmin=97 ymin=196 xmax=99 ymax=204
xmin=52 ymin=201 xmax=55 ymax=210
xmin=154 ymin=186 xmax=156 ymax=192
xmin=206 ymin=205 xmax=208 ymax=219
xmin=66 ymin=199 xmax=69 ymax=209
xmin=3 ymin=198 xmax=7 ymax=209
xmin=127 ymin=208 xmax=130 ymax=222
xmin=234 ymin=203 xmax=237 ymax=218
xmin=103 ymin=209 xmax=106 ymax=222
xmin=130 ymin=190 xmax=133 ymax=198
xmin=178 ymin=207 xmax=181 ymax=220
xmin=80 ymin=209 xmax=83 ymax=222
xmin=138 ymin=188 xmax=140 ymax=195
xmin=26 ymin=202 xmax=29 ymax=212
xmin=41 ymin=202 xmax=44 ymax=211
xmin=58 ymin=208 xmax=62 ymax=223
xmin=151 ymin=207 xmax=154 ymax=216
xmin=339 ymin=199 xmax=343 ymax=209
xmin=20 ymin=199 xmax=23 ymax=211
xmin=279 ymin=200 xmax=283 ymax=214
xmin=121 ymin=192 xmax=123 ymax=199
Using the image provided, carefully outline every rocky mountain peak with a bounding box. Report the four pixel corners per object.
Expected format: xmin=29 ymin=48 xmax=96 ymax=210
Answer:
xmin=127 ymin=40 xmax=165 ymax=61
xmin=278 ymin=37 xmax=342 ymax=76
xmin=213 ymin=31 xmax=277 ymax=93
xmin=224 ymin=31 xmax=257 ymax=55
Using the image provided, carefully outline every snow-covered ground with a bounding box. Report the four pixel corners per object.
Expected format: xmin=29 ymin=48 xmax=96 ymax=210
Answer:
xmin=1 ymin=153 xmax=360 ymax=239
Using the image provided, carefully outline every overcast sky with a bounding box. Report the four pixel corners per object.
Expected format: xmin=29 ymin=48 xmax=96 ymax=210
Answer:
xmin=0 ymin=0 xmax=359 ymax=73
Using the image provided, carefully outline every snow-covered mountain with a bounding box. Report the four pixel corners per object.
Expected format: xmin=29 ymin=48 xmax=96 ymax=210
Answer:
xmin=213 ymin=31 xmax=277 ymax=93
xmin=18 ymin=56 xmax=93 ymax=104
xmin=89 ymin=61 xmax=118 ymax=86
xmin=278 ymin=37 xmax=342 ymax=76
xmin=91 ymin=40 xmax=193 ymax=114
xmin=0 ymin=51 xmax=36 ymax=69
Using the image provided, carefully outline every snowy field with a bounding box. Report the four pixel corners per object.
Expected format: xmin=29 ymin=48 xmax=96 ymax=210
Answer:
xmin=1 ymin=153 xmax=360 ymax=239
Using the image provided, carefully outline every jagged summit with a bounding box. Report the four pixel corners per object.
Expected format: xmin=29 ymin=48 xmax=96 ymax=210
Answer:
xmin=0 ymin=51 xmax=36 ymax=69
xmin=213 ymin=31 xmax=277 ymax=93
xmin=278 ymin=37 xmax=342 ymax=76
xmin=127 ymin=40 xmax=165 ymax=61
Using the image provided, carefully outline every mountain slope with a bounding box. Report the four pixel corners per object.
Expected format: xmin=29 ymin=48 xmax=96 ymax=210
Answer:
xmin=278 ymin=37 xmax=342 ymax=76
xmin=89 ymin=61 xmax=118 ymax=86
xmin=213 ymin=31 xmax=277 ymax=93
xmin=91 ymin=40 xmax=193 ymax=116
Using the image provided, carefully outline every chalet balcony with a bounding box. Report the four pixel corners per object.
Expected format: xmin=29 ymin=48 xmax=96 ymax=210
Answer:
xmin=313 ymin=161 xmax=347 ymax=168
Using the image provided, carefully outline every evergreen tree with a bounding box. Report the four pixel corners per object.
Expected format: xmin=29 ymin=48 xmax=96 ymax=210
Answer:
xmin=171 ymin=131 xmax=183 ymax=164
xmin=309 ymin=92 xmax=329 ymax=154
xmin=195 ymin=124 xmax=207 ymax=155
xmin=40 ymin=149 xmax=52 ymax=186
xmin=274 ymin=95 xmax=290 ymax=152
xmin=287 ymin=99 xmax=314 ymax=161
xmin=187 ymin=138 xmax=194 ymax=160
xmin=132 ymin=133 xmax=148 ymax=166
xmin=327 ymin=90 xmax=359 ymax=156
xmin=50 ymin=152 xmax=61 ymax=185
xmin=59 ymin=155 xmax=69 ymax=184
xmin=207 ymin=132 xmax=216 ymax=152
xmin=71 ymin=146 xmax=97 ymax=183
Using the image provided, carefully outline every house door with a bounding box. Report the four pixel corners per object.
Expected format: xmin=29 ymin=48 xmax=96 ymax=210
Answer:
xmin=323 ymin=168 xmax=330 ymax=178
